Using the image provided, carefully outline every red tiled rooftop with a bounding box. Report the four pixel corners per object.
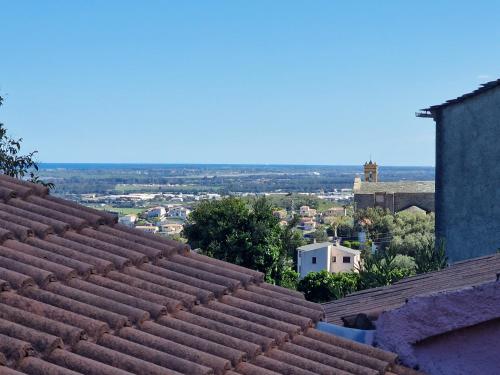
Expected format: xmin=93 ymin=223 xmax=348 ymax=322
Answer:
xmin=0 ymin=174 xmax=420 ymax=375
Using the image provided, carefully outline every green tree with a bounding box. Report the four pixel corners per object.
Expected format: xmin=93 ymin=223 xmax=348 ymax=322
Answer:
xmin=325 ymin=215 xmax=353 ymax=238
xmin=358 ymin=251 xmax=415 ymax=289
xmin=281 ymin=214 xmax=306 ymax=270
xmin=0 ymin=96 xmax=53 ymax=188
xmin=298 ymin=270 xmax=360 ymax=303
xmin=312 ymin=226 xmax=328 ymax=243
xmin=337 ymin=220 xmax=354 ymax=238
xmin=183 ymin=196 xmax=300 ymax=287
xmin=354 ymin=207 xmax=395 ymax=250
xmin=388 ymin=211 xmax=435 ymax=257
xmin=355 ymin=208 xmax=435 ymax=257
xmin=414 ymin=239 xmax=447 ymax=274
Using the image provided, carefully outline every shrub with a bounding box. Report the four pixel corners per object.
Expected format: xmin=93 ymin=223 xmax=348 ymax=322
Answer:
xmin=298 ymin=270 xmax=360 ymax=303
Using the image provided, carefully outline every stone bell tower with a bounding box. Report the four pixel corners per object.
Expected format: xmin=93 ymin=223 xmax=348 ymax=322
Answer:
xmin=364 ymin=160 xmax=378 ymax=182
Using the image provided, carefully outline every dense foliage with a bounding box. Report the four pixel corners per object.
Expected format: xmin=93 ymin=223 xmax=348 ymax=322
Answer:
xmin=414 ymin=240 xmax=447 ymax=274
xmin=297 ymin=270 xmax=360 ymax=303
xmin=354 ymin=207 xmax=435 ymax=256
xmin=357 ymin=252 xmax=416 ymax=289
xmin=0 ymin=96 xmax=52 ymax=188
xmin=183 ymin=197 xmax=304 ymax=287
xmin=297 ymin=208 xmax=446 ymax=302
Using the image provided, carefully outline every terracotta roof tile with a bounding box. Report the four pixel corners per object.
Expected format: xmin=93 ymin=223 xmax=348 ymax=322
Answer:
xmin=17 ymin=357 xmax=82 ymax=375
xmin=47 ymin=349 xmax=134 ymax=375
xmin=0 ymin=366 xmax=25 ymax=375
xmin=234 ymin=362 xmax=281 ymax=375
xmin=0 ymin=173 xmax=420 ymax=374
xmin=323 ymin=253 xmax=500 ymax=325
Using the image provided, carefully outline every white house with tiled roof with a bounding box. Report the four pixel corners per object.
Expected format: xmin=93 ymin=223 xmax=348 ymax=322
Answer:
xmin=297 ymin=241 xmax=361 ymax=279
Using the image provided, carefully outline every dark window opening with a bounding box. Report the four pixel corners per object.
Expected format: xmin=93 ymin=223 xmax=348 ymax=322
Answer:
xmin=312 ymin=257 xmax=317 ymax=264
xmin=343 ymin=256 xmax=351 ymax=263
xmin=332 ymin=256 xmax=336 ymax=263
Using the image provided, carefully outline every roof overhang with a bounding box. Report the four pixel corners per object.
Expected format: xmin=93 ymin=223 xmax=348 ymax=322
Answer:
xmin=416 ymin=78 xmax=500 ymax=119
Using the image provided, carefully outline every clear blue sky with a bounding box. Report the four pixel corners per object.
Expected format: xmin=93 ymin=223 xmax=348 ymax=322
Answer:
xmin=1 ymin=1 xmax=499 ymax=166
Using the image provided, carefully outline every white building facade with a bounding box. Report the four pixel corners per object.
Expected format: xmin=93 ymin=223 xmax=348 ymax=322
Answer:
xmin=118 ymin=214 xmax=137 ymax=227
xmin=147 ymin=206 xmax=166 ymax=218
xmin=297 ymin=242 xmax=361 ymax=279
xmin=168 ymin=206 xmax=191 ymax=220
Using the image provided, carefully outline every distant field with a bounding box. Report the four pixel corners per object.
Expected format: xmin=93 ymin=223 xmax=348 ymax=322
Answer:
xmin=40 ymin=163 xmax=435 ymax=195
xmin=86 ymin=205 xmax=144 ymax=216
xmin=114 ymin=184 xmax=219 ymax=193
xmin=242 ymin=194 xmax=345 ymax=212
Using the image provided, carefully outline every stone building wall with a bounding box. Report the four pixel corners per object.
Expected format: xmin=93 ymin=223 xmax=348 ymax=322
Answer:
xmin=354 ymin=192 xmax=434 ymax=213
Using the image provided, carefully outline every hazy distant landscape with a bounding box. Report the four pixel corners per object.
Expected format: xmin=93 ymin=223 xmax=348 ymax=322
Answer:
xmin=40 ymin=163 xmax=435 ymax=195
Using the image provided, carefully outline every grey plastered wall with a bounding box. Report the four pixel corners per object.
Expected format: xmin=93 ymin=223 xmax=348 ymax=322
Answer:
xmin=435 ymin=86 xmax=500 ymax=262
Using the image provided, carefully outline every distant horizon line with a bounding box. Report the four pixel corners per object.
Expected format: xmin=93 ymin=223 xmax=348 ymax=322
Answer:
xmin=39 ymin=162 xmax=435 ymax=168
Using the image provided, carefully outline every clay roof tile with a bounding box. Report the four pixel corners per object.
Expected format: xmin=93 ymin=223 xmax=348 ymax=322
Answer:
xmin=0 ymin=175 xmax=420 ymax=374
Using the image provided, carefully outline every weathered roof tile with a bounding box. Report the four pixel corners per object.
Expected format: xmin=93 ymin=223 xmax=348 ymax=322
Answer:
xmin=0 ymin=174 xmax=420 ymax=374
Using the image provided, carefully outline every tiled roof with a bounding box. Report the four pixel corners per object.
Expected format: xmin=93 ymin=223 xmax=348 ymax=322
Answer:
xmin=297 ymin=242 xmax=332 ymax=251
xmin=354 ymin=182 xmax=435 ymax=194
xmin=0 ymin=174 xmax=420 ymax=375
xmin=323 ymin=253 xmax=500 ymax=326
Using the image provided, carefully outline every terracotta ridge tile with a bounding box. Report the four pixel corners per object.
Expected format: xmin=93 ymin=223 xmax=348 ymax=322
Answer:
xmin=0 ymin=219 xmax=33 ymax=242
xmin=8 ymin=198 xmax=87 ymax=231
xmin=44 ymin=195 xmax=118 ymax=225
xmin=28 ymin=236 xmax=113 ymax=275
xmin=47 ymin=348 xmax=134 ymax=375
xmin=0 ymin=333 xmax=35 ymax=363
xmin=0 ymin=202 xmax=70 ymax=235
xmin=0 ymin=174 xmax=48 ymax=197
xmin=0 ymin=210 xmax=53 ymax=238
xmin=48 ymin=235 xmax=131 ymax=270
xmin=0 ymin=280 xmax=9 ymax=292
xmin=80 ymin=227 xmax=163 ymax=261
xmin=0 ymin=317 xmax=63 ymax=356
xmin=0 ymin=255 xmax=55 ymax=287
xmin=74 ymin=338 xmax=191 ymax=375
xmin=0 ymin=179 xmax=33 ymax=198
xmin=0 ymin=291 xmax=109 ymax=340
xmin=0 ymin=186 xmax=16 ymax=201
xmin=4 ymin=240 xmax=95 ymax=278
xmin=0 ymin=268 xmax=35 ymax=290
xmin=64 ymin=231 xmax=148 ymax=266
xmin=0 ymin=300 xmax=86 ymax=347
xmin=0 ymin=228 xmax=13 ymax=243
xmin=111 ymin=223 xmax=187 ymax=253
xmin=0 ymin=245 xmax=77 ymax=282
xmin=17 ymin=356 xmax=81 ymax=375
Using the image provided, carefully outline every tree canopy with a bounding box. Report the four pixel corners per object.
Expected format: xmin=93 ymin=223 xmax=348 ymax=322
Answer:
xmin=354 ymin=207 xmax=435 ymax=256
xmin=183 ymin=196 xmax=303 ymax=287
xmin=0 ymin=95 xmax=52 ymax=187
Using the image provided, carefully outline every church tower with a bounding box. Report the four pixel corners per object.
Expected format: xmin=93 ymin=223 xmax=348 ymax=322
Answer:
xmin=364 ymin=160 xmax=378 ymax=182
